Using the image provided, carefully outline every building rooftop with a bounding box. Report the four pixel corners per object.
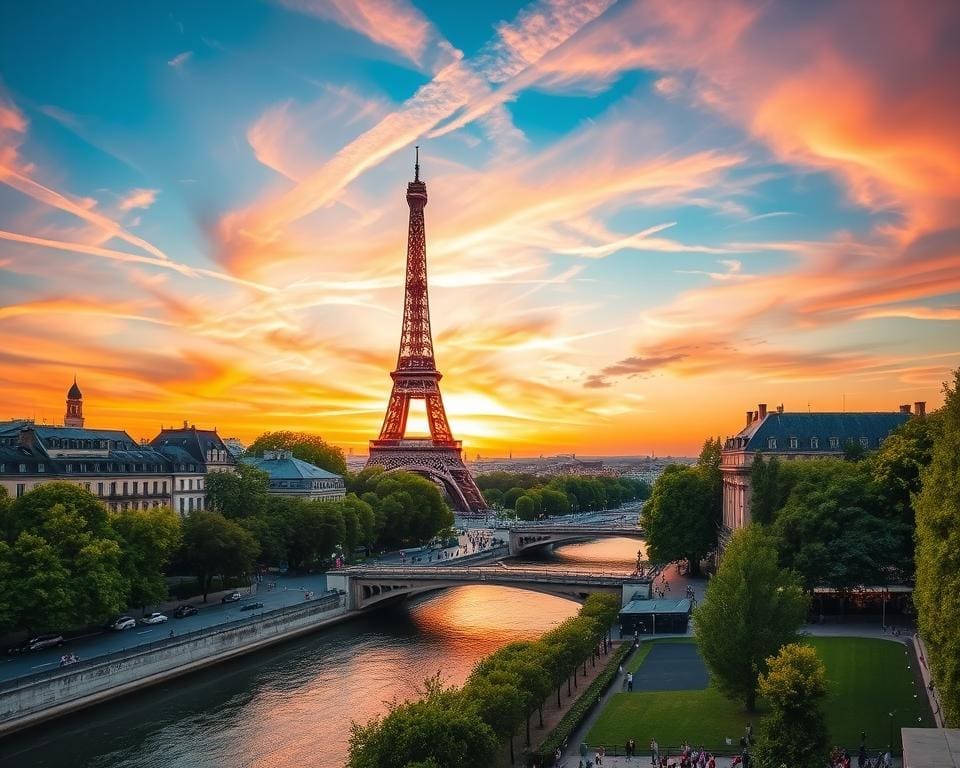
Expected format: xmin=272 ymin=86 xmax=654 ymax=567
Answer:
xmin=242 ymin=452 xmax=342 ymax=481
xmin=726 ymin=410 xmax=911 ymax=453
xmin=620 ymin=598 xmax=692 ymax=615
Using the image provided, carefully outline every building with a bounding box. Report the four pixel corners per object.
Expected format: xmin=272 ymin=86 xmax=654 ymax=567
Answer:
xmin=242 ymin=450 xmax=345 ymax=501
xmin=720 ymin=401 xmax=917 ymax=542
xmin=150 ymin=423 xmax=236 ymax=515
xmin=0 ymin=381 xmax=234 ymax=515
xmin=0 ymin=422 xmax=175 ymax=511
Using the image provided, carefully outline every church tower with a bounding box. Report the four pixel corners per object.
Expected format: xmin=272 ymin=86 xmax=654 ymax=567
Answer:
xmin=65 ymin=377 xmax=84 ymax=428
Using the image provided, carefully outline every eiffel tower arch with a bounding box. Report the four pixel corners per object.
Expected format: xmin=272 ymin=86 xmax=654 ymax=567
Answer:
xmin=366 ymin=150 xmax=487 ymax=515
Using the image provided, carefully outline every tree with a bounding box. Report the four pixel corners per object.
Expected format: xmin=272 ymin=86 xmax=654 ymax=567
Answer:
xmin=694 ymin=525 xmax=808 ymax=711
xmin=754 ymin=643 xmax=829 ymax=768
xmin=463 ymin=672 xmax=526 ymax=763
xmin=915 ymin=369 xmax=960 ymax=725
xmin=503 ymin=487 xmax=526 ymax=509
xmin=750 ymin=454 xmax=784 ymax=526
xmin=539 ymin=487 xmax=570 ymax=517
xmin=248 ymin=430 xmax=347 ymax=475
xmin=697 ymin=437 xmax=724 ymax=526
xmin=349 ymin=676 xmax=498 ymax=768
xmin=113 ymin=506 xmax=181 ymax=609
xmin=205 ymin=463 xmax=269 ymax=519
xmin=179 ymin=511 xmax=260 ymax=601
xmin=771 ymin=460 xmax=900 ymax=591
xmin=515 ymin=495 xmax=536 ymax=520
xmin=642 ymin=465 xmax=715 ymax=575
xmin=2 ymin=483 xmax=128 ymax=629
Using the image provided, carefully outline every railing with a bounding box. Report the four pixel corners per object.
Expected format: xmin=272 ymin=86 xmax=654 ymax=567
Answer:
xmin=344 ymin=565 xmax=629 ymax=584
xmin=0 ymin=593 xmax=344 ymax=694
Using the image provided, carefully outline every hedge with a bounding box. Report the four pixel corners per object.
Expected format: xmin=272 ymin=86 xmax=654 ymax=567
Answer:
xmin=532 ymin=642 xmax=634 ymax=765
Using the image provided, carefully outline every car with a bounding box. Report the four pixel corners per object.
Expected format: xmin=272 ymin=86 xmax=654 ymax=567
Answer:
xmin=221 ymin=592 xmax=242 ymax=604
xmin=239 ymin=602 xmax=264 ymax=611
xmin=6 ymin=633 xmax=65 ymax=654
xmin=110 ymin=616 xmax=136 ymax=631
xmin=173 ymin=604 xmax=198 ymax=618
xmin=28 ymin=633 xmax=65 ymax=651
xmin=139 ymin=612 xmax=168 ymax=625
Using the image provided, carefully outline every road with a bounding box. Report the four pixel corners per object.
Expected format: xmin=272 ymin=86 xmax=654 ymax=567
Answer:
xmin=1 ymin=510 xmax=640 ymax=684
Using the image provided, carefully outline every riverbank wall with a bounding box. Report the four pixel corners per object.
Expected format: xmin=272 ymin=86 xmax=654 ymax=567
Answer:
xmin=0 ymin=596 xmax=352 ymax=737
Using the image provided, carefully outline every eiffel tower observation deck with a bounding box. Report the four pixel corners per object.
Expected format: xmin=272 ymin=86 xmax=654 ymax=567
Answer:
xmin=366 ymin=149 xmax=487 ymax=515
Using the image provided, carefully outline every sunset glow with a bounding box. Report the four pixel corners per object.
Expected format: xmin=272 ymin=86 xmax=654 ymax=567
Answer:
xmin=1 ymin=0 xmax=958 ymax=455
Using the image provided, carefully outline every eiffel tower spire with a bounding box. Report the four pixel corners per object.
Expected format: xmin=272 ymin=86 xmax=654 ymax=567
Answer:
xmin=366 ymin=150 xmax=486 ymax=515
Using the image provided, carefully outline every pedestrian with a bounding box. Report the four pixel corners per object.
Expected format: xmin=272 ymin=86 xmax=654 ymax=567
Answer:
xmin=627 ymin=672 xmax=633 ymax=692
xmin=625 ymin=740 xmax=631 ymax=760
xmin=651 ymin=739 xmax=659 ymax=765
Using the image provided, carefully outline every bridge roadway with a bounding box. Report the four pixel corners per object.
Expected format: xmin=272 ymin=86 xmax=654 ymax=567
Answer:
xmin=503 ymin=522 xmax=645 ymax=556
xmin=325 ymin=564 xmax=645 ymax=611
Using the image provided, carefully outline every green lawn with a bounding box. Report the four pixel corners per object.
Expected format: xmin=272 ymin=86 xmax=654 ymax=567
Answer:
xmin=587 ymin=636 xmax=932 ymax=753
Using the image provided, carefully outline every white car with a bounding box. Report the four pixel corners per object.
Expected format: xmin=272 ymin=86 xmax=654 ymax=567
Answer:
xmin=139 ymin=612 xmax=168 ymax=625
xmin=110 ymin=616 xmax=136 ymax=631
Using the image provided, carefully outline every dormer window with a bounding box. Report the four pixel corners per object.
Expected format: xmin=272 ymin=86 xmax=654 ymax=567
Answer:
xmin=829 ymin=437 xmax=840 ymax=449
xmin=859 ymin=437 xmax=869 ymax=448
xmin=811 ymin=437 xmax=819 ymax=449
xmin=789 ymin=437 xmax=798 ymax=449
xmin=767 ymin=438 xmax=777 ymax=449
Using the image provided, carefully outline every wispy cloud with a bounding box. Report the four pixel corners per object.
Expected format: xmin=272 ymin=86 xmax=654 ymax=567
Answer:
xmin=118 ymin=188 xmax=158 ymax=211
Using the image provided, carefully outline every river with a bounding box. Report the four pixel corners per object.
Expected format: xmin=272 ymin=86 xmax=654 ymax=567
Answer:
xmin=2 ymin=537 xmax=644 ymax=768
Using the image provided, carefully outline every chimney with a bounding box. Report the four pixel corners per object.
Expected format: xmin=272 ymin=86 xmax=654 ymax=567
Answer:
xmin=746 ymin=411 xmax=754 ymax=426
xmin=776 ymin=404 xmax=784 ymax=414
xmin=914 ymin=401 xmax=926 ymax=418
xmin=899 ymin=404 xmax=912 ymax=414
xmin=182 ymin=419 xmax=188 ymax=429
xmin=17 ymin=425 xmax=34 ymax=449
xmin=758 ymin=403 xmax=768 ymax=419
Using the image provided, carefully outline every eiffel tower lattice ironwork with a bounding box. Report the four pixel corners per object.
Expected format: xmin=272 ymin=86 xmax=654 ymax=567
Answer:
xmin=365 ymin=149 xmax=486 ymax=515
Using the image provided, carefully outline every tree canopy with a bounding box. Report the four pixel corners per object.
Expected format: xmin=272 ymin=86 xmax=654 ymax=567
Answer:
xmin=179 ymin=510 xmax=260 ymax=601
xmin=914 ymin=368 xmax=960 ymax=726
xmin=694 ymin=525 xmax=808 ymax=711
xmin=248 ymin=430 xmax=347 ymax=475
xmin=754 ymin=643 xmax=829 ymax=768
xmin=205 ymin=462 xmax=269 ymax=519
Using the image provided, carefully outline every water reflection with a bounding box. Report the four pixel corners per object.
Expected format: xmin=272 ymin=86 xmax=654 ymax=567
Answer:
xmin=1 ymin=537 xmax=640 ymax=768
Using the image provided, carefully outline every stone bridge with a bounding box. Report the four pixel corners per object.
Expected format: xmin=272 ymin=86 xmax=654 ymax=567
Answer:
xmin=504 ymin=524 xmax=646 ymax=556
xmin=326 ymin=565 xmax=647 ymax=611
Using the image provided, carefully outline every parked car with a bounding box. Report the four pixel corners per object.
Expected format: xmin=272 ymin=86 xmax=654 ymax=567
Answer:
xmin=239 ymin=602 xmax=264 ymax=611
xmin=221 ymin=592 xmax=242 ymax=604
xmin=110 ymin=616 xmax=136 ymax=631
xmin=139 ymin=612 xmax=168 ymax=625
xmin=173 ymin=604 xmax=198 ymax=618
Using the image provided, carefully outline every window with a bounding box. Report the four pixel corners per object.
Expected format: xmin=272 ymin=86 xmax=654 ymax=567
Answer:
xmin=66 ymin=464 xmax=73 ymax=472
xmin=767 ymin=438 xmax=777 ymax=450
xmin=197 ymin=479 xmax=202 ymax=490
xmin=98 ymin=482 xmax=104 ymax=496
xmin=179 ymin=498 xmax=185 ymax=513
xmin=789 ymin=437 xmax=798 ymax=449
xmin=860 ymin=437 xmax=869 ymax=448
xmin=198 ymin=497 xmax=203 ymax=510
xmin=16 ymin=483 xmax=25 ymax=497
xmin=188 ymin=497 xmax=194 ymax=512
xmin=19 ymin=463 xmax=26 ymax=473
xmin=110 ymin=482 xmax=117 ymax=496
xmin=122 ymin=482 xmax=128 ymax=496
xmin=188 ymin=478 xmax=193 ymax=490
xmin=133 ymin=481 xmax=139 ymax=495
xmin=153 ymin=481 xmax=158 ymax=495
xmin=829 ymin=437 xmax=840 ymax=449
xmin=162 ymin=481 xmax=168 ymax=494
xmin=38 ymin=463 xmax=45 ymax=472
xmin=179 ymin=479 xmax=185 ymax=491
xmin=85 ymin=482 xmax=91 ymax=491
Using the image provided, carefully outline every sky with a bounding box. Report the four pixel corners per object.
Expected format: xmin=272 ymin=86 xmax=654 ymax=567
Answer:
xmin=0 ymin=0 xmax=958 ymax=457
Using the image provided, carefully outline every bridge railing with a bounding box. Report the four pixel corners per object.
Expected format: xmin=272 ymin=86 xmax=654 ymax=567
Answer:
xmin=342 ymin=565 xmax=637 ymax=583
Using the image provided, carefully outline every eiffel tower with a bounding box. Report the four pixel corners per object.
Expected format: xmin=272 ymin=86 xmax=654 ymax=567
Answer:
xmin=365 ymin=149 xmax=486 ymax=515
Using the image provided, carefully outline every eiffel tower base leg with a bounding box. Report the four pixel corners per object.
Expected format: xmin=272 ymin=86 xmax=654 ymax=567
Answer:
xmin=366 ymin=444 xmax=486 ymax=515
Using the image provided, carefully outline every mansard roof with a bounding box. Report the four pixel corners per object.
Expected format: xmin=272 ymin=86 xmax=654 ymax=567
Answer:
xmin=150 ymin=427 xmax=232 ymax=464
xmin=728 ymin=411 xmax=910 ymax=453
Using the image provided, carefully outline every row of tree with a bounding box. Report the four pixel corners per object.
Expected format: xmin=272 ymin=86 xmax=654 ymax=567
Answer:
xmin=205 ymin=464 xmax=454 ymax=568
xmin=0 ymin=483 xmax=181 ymax=633
xmin=348 ymin=593 xmax=622 ymax=768
xmin=477 ymin=472 xmax=651 ymax=519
